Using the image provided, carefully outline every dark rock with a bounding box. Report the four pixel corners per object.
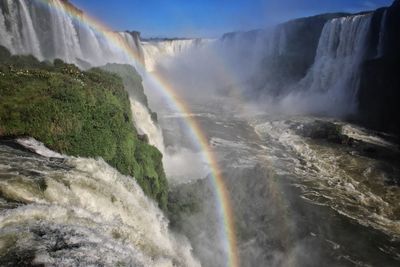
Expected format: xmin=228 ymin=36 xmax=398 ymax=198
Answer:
xmin=363 ymin=146 xmax=378 ymax=154
xmin=357 ymin=1 xmax=400 ymax=136
xmin=293 ymin=121 xmax=344 ymax=144
xmin=138 ymin=134 xmax=149 ymax=143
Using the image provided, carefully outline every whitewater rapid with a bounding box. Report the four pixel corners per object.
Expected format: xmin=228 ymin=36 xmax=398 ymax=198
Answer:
xmin=254 ymin=116 xmax=400 ymax=238
xmin=158 ymin=104 xmax=400 ymax=266
xmin=0 ymin=141 xmax=199 ymax=267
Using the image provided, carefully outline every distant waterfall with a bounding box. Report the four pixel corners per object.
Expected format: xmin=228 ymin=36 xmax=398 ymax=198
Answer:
xmin=293 ymin=14 xmax=372 ymax=115
xmin=142 ymin=39 xmax=210 ymax=71
xmin=377 ymin=10 xmax=388 ymax=58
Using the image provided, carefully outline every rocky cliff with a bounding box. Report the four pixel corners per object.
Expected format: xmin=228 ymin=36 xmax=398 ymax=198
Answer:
xmin=358 ymin=0 xmax=400 ymax=135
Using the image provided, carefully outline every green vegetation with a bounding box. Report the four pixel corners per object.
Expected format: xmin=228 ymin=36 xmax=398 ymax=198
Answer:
xmin=167 ymin=183 xmax=202 ymax=229
xmin=0 ymin=46 xmax=168 ymax=209
xmin=99 ymin=63 xmax=158 ymax=122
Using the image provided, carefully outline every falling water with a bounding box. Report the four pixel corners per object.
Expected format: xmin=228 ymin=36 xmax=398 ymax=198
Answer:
xmin=141 ymin=39 xmax=210 ymax=71
xmin=130 ymin=98 xmax=165 ymax=153
xmin=377 ymin=9 xmax=388 ymax=58
xmin=284 ymin=14 xmax=372 ymax=115
xmin=0 ymin=0 xmax=144 ymax=67
xmin=0 ymin=141 xmax=199 ymax=266
xmin=17 ymin=0 xmax=43 ymax=59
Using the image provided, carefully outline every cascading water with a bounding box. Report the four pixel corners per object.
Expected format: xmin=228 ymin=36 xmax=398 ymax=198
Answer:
xmin=284 ymin=14 xmax=372 ymax=115
xmin=141 ymin=39 xmax=210 ymax=72
xmin=0 ymin=0 xmax=40 ymax=57
xmin=49 ymin=0 xmax=82 ymax=63
xmin=0 ymin=140 xmax=199 ymax=266
xmin=0 ymin=5 xmax=11 ymax=49
xmin=0 ymin=0 xmax=144 ymax=68
xmin=377 ymin=10 xmax=388 ymax=58
xmin=2 ymin=1 xmax=399 ymax=265
xmin=18 ymin=0 xmax=43 ymax=59
xmin=130 ymin=98 xmax=165 ymax=153
xmin=120 ymin=31 xmax=144 ymax=63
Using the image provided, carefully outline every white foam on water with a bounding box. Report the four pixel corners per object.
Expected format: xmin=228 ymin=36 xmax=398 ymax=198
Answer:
xmin=130 ymin=98 xmax=165 ymax=152
xmin=0 ymin=143 xmax=200 ymax=266
xmin=254 ymin=118 xmax=400 ymax=239
xmin=16 ymin=137 xmax=65 ymax=158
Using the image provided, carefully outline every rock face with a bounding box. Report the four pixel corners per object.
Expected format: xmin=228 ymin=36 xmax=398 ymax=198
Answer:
xmin=357 ymin=0 xmax=400 ymax=135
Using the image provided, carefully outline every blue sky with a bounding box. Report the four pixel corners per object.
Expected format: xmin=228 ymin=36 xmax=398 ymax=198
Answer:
xmin=70 ymin=0 xmax=393 ymax=38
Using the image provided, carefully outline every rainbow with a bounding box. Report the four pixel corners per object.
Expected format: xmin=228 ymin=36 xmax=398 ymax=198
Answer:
xmin=36 ymin=0 xmax=239 ymax=266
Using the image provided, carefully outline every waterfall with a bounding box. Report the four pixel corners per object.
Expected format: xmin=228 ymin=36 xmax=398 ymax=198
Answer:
xmin=17 ymin=0 xmax=43 ymax=59
xmin=130 ymin=98 xmax=165 ymax=153
xmin=119 ymin=31 xmax=144 ymax=60
xmin=0 ymin=0 xmax=143 ymax=67
xmin=49 ymin=0 xmax=82 ymax=62
xmin=377 ymin=9 xmax=388 ymax=58
xmin=0 ymin=0 xmax=163 ymax=151
xmin=277 ymin=27 xmax=287 ymax=56
xmin=0 ymin=0 xmax=37 ymax=55
xmin=75 ymin=21 xmax=104 ymax=65
xmin=291 ymin=14 xmax=372 ymax=115
xmin=0 ymin=5 xmax=11 ymax=49
xmin=142 ymin=39 xmax=210 ymax=71
xmin=0 ymin=141 xmax=199 ymax=266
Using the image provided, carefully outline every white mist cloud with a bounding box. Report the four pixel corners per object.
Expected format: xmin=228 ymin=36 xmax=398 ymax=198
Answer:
xmin=163 ymin=146 xmax=210 ymax=185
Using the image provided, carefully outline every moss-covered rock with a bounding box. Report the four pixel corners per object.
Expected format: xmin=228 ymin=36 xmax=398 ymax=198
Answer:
xmin=291 ymin=120 xmax=354 ymax=145
xmin=0 ymin=47 xmax=168 ymax=209
xmin=99 ymin=63 xmax=158 ymax=122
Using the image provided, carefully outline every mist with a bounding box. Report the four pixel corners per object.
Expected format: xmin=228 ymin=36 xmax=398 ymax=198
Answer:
xmin=1 ymin=0 xmax=400 ymax=266
xmin=136 ymin=8 xmax=385 ymax=266
xmin=145 ymin=12 xmax=371 ymax=123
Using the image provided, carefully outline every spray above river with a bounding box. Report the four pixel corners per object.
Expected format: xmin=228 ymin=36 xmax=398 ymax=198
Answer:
xmin=0 ymin=0 xmax=400 ymax=266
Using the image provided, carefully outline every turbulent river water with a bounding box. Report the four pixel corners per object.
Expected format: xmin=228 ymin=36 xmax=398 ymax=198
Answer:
xmin=155 ymin=97 xmax=400 ymax=267
xmin=1 ymin=0 xmax=399 ymax=266
xmin=1 ymin=96 xmax=400 ymax=266
xmin=0 ymin=140 xmax=200 ymax=266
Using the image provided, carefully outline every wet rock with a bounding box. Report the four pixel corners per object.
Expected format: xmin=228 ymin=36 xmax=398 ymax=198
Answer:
xmin=293 ymin=120 xmax=345 ymax=144
xmin=138 ymin=134 xmax=149 ymax=143
xmin=363 ymin=146 xmax=378 ymax=154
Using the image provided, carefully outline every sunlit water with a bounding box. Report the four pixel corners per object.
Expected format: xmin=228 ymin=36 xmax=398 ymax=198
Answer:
xmin=0 ymin=141 xmax=199 ymax=267
xmin=158 ymin=101 xmax=400 ymax=267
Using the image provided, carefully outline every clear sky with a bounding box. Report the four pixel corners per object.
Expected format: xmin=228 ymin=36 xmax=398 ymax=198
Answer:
xmin=70 ymin=0 xmax=393 ymax=38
